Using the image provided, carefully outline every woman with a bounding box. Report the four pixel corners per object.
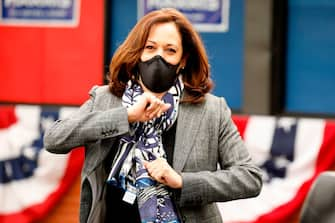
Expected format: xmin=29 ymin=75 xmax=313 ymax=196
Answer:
xmin=44 ymin=8 xmax=262 ymax=223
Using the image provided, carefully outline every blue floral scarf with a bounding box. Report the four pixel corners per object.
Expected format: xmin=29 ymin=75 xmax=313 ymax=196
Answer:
xmin=107 ymin=78 xmax=183 ymax=223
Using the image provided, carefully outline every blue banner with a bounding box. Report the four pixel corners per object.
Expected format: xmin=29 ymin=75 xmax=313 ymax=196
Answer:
xmin=0 ymin=0 xmax=80 ymax=27
xmin=138 ymin=0 xmax=230 ymax=32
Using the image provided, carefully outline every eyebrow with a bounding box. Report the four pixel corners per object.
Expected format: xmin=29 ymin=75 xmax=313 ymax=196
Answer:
xmin=146 ymin=40 xmax=178 ymax=48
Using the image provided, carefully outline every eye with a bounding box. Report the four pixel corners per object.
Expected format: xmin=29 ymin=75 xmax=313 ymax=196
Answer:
xmin=167 ymin=48 xmax=176 ymax=53
xmin=145 ymin=45 xmax=154 ymax=50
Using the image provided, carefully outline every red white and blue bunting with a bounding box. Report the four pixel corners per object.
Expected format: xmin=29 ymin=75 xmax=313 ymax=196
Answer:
xmin=0 ymin=105 xmax=83 ymax=223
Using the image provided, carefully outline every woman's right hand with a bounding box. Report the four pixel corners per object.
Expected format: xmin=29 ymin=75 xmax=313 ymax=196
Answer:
xmin=127 ymin=92 xmax=171 ymax=123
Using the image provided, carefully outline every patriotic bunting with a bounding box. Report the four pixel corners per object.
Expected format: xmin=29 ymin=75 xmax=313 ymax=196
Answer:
xmin=0 ymin=105 xmax=83 ymax=223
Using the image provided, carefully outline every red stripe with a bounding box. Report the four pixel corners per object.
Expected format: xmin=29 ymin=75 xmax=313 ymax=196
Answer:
xmin=0 ymin=106 xmax=17 ymax=129
xmin=232 ymin=115 xmax=249 ymax=138
xmin=0 ymin=148 xmax=84 ymax=223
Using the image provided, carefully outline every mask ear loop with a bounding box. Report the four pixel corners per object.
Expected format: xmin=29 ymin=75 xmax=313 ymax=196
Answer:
xmin=177 ymin=66 xmax=185 ymax=74
xmin=178 ymin=66 xmax=185 ymax=75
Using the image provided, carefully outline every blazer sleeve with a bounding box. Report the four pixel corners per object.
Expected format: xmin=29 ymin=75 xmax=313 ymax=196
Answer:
xmin=43 ymin=86 xmax=129 ymax=154
xmin=177 ymin=97 xmax=263 ymax=207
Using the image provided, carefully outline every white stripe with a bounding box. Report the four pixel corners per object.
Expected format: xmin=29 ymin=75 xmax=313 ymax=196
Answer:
xmin=243 ymin=116 xmax=276 ymax=165
xmin=0 ymin=106 xmax=77 ymax=161
xmin=219 ymin=117 xmax=326 ymax=222
xmin=0 ymin=149 xmax=69 ymax=213
xmin=287 ymin=118 xmax=325 ymax=181
xmin=0 ymin=106 xmax=40 ymax=160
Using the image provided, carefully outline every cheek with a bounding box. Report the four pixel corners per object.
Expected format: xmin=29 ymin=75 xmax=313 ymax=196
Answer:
xmin=165 ymin=57 xmax=180 ymax=65
xmin=164 ymin=52 xmax=183 ymax=65
xmin=166 ymin=52 xmax=183 ymax=65
xmin=140 ymin=53 xmax=150 ymax=62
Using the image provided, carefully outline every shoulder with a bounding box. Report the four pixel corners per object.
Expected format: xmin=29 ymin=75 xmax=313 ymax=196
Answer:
xmin=202 ymin=94 xmax=232 ymax=124
xmin=89 ymin=85 xmax=110 ymax=97
xmin=88 ymin=85 xmax=121 ymax=109
xmin=204 ymin=93 xmax=230 ymax=111
xmin=181 ymin=93 xmax=230 ymax=113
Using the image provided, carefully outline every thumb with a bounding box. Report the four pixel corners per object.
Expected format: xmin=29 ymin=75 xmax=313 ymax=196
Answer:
xmin=162 ymin=103 xmax=171 ymax=112
xmin=142 ymin=160 xmax=149 ymax=168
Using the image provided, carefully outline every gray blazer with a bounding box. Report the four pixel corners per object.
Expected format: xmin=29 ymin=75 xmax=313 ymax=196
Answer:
xmin=44 ymin=86 xmax=262 ymax=223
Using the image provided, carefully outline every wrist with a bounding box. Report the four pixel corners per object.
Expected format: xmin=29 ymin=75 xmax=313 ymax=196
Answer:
xmin=127 ymin=107 xmax=136 ymax=123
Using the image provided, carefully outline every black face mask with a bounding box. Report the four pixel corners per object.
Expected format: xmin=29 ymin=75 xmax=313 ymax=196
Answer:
xmin=138 ymin=55 xmax=179 ymax=93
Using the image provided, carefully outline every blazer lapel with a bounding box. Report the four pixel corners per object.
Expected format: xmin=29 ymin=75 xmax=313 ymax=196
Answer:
xmin=173 ymin=102 xmax=206 ymax=171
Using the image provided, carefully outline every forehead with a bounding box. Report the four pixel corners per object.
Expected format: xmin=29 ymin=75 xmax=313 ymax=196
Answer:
xmin=146 ymin=22 xmax=182 ymax=46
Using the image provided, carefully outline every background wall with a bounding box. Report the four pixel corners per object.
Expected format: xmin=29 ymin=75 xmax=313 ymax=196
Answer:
xmin=243 ymin=0 xmax=273 ymax=114
xmin=285 ymin=0 xmax=335 ymax=115
xmin=0 ymin=0 xmax=104 ymax=105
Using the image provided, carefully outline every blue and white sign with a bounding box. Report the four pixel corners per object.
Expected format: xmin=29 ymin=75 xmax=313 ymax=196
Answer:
xmin=0 ymin=0 xmax=80 ymax=27
xmin=138 ymin=0 xmax=230 ymax=32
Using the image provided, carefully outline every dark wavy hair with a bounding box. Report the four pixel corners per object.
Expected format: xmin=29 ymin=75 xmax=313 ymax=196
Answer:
xmin=108 ymin=8 xmax=213 ymax=103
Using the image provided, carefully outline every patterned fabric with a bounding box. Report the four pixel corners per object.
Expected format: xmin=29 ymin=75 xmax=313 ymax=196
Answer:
xmin=107 ymin=78 xmax=183 ymax=223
